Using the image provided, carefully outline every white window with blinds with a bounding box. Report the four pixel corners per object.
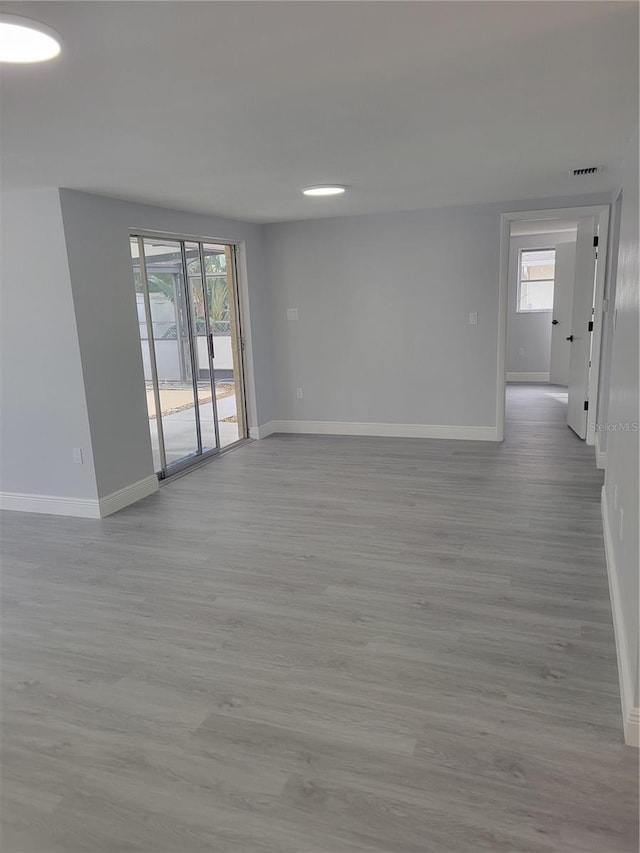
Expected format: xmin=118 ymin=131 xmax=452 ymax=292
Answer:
xmin=517 ymin=248 xmax=555 ymax=312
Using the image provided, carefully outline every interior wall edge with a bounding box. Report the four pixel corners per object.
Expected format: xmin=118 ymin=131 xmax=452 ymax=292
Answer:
xmin=601 ymin=486 xmax=640 ymax=747
xmin=595 ymin=431 xmax=607 ymax=470
xmin=97 ymin=474 xmax=159 ymax=518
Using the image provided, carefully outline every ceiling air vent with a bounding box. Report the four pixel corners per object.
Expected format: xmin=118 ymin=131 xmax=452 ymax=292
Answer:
xmin=570 ymin=166 xmax=602 ymax=177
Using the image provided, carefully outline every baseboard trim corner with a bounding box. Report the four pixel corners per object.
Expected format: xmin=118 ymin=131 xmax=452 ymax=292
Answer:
xmin=98 ymin=475 xmax=159 ymax=518
xmin=270 ymin=420 xmax=499 ymax=441
xmin=249 ymin=421 xmax=276 ymax=439
xmin=601 ymin=486 xmax=640 ymax=747
xmin=506 ymin=372 xmax=551 ymax=383
xmin=626 ymin=707 xmax=640 ymax=749
xmin=595 ymin=433 xmax=607 ymax=470
xmin=0 ymin=491 xmax=101 ymax=519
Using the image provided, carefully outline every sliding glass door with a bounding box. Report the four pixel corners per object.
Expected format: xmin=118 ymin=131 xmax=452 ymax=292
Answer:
xmin=200 ymin=243 xmax=246 ymax=448
xmin=130 ymin=234 xmax=246 ymax=477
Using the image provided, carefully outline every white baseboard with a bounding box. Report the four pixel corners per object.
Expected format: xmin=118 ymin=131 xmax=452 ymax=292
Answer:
xmin=0 ymin=475 xmax=159 ymax=520
xmin=0 ymin=491 xmax=101 ymax=518
xmin=595 ymin=432 xmax=607 ymax=470
xmin=98 ymin=475 xmax=159 ymax=517
xmin=601 ymin=486 xmax=640 ymax=747
xmin=627 ymin=707 xmax=640 ymax=749
xmin=506 ymin=372 xmax=550 ymax=382
xmin=249 ymin=421 xmax=276 ymax=439
xmin=268 ymin=420 xmax=499 ymax=441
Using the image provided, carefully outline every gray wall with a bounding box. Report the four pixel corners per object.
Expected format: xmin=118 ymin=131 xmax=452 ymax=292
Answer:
xmin=265 ymin=194 xmax=609 ymax=430
xmin=58 ymin=190 xmax=274 ymax=498
xmin=506 ymin=232 xmax=576 ymax=377
xmin=1 ymin=188 xmax=273 ymax=504
xmin=1 ymin=186 xmax=612 ymax=510
xmin=601 ymin=128 xmax=639 ymax=710
xmin=0 ymin=190 xmax=98 ymax=499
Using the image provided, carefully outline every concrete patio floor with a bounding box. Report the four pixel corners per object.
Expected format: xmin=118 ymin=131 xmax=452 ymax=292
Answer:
xmin=147 ymin=393 xmax=242 ymax=471
xmin=145 ymin=384 xmax=234 ymax=419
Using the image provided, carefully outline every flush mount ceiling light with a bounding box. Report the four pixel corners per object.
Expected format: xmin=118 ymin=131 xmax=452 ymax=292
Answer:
xmin=0 ymin=14 xmax=62 ymax=63
xmin=302 ymin=185 xmax=347 ymax=197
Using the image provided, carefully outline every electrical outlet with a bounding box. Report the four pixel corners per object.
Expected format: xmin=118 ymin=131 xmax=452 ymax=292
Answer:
xmin=287 ymin=308 xmax=299 ymax=321
xmin=518 ymin=347 xmax=525 ymax=357
xmin=296 ymin=387 xmax=303 ymax=399
xmin=619 ymin=508 xmax=624 ymax=541
xmin=72 ymin=447 xmax=83 ymax=465
xmin=469 ymin=312 xmax=477 ymax=325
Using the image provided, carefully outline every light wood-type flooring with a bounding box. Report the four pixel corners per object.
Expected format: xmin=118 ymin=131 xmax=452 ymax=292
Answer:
xmin=1 ymin=384 xmax=637 ymax=852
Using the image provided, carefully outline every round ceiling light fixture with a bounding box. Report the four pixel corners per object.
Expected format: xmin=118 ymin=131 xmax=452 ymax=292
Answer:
xmin=302 ymin=185 xmax=347 ymax=197
xmin=0 ymin=14 xmax=62 ymax=63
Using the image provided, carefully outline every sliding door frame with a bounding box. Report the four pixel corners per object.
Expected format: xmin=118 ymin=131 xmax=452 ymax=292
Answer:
xmin=179 ymin=239 xmax=205 ymax=457
xmin=131 ymin=230 xmax=249 ymax=479
xmin=135 ymin=236 xmax=168 ymax=468
xmin=197 ymin=241 xmax=222 ymax=452
xmin=227 ymin=244 xmax=249 ymax=439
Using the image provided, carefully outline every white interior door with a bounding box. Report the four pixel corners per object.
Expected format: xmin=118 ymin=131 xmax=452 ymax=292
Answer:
xmin=549 ymin=241 xmax=576 ymax=385
xmin=567 ymin=216 xmax=596 ymax=438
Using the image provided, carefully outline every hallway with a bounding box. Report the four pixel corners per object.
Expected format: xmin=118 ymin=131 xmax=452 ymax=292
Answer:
xmin=1 ymin=384 xmax=637 ymax=852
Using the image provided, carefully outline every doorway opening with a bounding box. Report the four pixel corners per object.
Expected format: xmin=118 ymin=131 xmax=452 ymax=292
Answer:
xmin=497 ymin=205 xmax=610 ymax=445
xmin=130 ymin=234 xmax=248 ymax=478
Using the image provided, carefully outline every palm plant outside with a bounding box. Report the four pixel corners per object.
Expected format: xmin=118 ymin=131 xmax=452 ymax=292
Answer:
xmin=135 ymin=254 xmax=230 ymax=330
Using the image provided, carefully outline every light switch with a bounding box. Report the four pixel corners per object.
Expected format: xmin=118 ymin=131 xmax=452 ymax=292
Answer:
xmin=469 ymin=312 xmax=478 ymax=325
xmin=287 ymin=308 xmax=299 ymax=321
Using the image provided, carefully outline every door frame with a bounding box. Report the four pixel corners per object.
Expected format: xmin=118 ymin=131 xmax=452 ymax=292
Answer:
xmin=131 ymin=230 xmax=253 ymax=430
xmin=496 ymin=204 xmax=610 ymax=446
xmin=130 ymin=230 xmax=250 ymax=477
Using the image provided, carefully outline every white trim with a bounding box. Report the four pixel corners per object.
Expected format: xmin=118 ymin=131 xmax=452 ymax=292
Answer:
xmin=496 ymin=214 xmax=509 ymax=441
xmin=0 ymin=474 xmax=159 ymax=519
xmin=98 ymin=475 xmax=159 ymax=517
xmin=269 ymin=421 xmax=498 ymax=441
xmin=601 ymin=487 xmax=640 ymax=747
xmin=585 ymin=207 xmax=609 ymax=446
xmin=233 ymin=241 xmax=260 ymax=435
xmin=516 ymin=245 xmax=556 ymax=314
xmin=506 ymin=372 xmax=550 ymax=383
xmin=0 ymin=492 xmax=101 ymax=518
xmin=249 ymin=421 xmax=276 ymax=439
xmin=497 ymin=205 xmax=611 ymax=443
xmin=628 ymin=707 xmax=640 ymax=749
xmin=595 ymin=432 xmax=607 ymax=470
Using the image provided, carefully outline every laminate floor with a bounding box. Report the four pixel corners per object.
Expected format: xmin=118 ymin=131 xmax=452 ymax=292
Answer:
xmin=1 ymin=384 xmax=638 ymax=852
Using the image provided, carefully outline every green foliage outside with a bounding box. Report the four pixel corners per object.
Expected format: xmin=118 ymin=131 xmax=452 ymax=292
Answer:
xmin=135 ymin=251 xmax=231 ymax=328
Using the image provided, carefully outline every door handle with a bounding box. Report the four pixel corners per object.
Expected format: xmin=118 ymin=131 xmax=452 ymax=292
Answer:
xmin=208 ymin=332 xmax=215 ymax=359
xmin=551 ymin=319 xmax=559 ymax=325
xmin=566 ymin=334 xmax=574 ymax=342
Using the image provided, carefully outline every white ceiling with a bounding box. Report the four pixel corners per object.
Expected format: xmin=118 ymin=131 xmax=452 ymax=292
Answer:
xmin=1 ymin=1 xmax=637 ymax=223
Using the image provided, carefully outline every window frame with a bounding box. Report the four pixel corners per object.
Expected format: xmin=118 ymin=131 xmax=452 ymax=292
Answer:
xmin=516 ymin=247 xmax=556 ymax=314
